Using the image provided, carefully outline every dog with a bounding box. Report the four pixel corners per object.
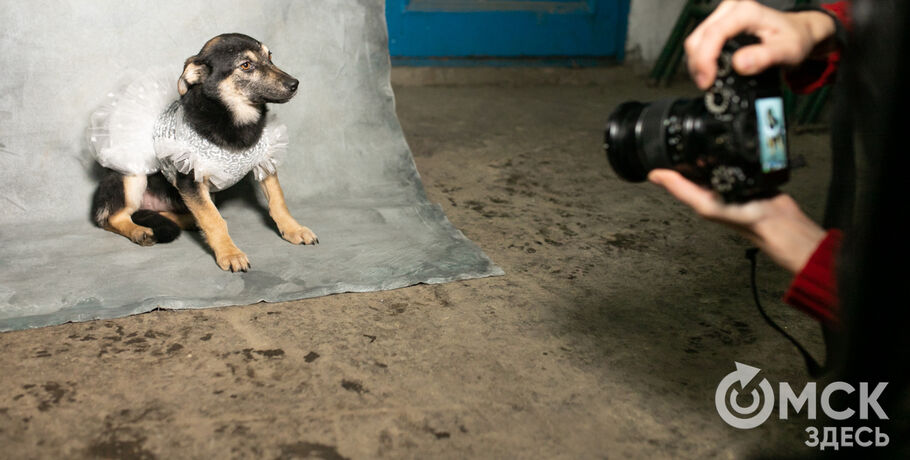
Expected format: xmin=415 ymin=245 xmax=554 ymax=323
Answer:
xmin=91 ymin=33 xmax=316 ymax=272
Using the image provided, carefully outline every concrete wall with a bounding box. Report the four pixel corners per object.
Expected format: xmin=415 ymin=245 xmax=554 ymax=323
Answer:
xmin=625 ymin=0 xmax=689 ymax=62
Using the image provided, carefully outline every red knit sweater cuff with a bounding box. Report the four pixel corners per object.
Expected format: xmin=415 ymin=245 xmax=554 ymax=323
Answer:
xmin=783 ymin=229 xmax=843 ymax=325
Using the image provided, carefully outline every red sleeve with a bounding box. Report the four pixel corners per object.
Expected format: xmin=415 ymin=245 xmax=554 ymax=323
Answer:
xmin=785 ymin=2 xmax=851 ymax=94
xmin=783 ymin=229 xmax=842 ymax=325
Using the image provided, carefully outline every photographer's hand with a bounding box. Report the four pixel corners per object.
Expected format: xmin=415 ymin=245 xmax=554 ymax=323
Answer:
xmin=648 ymin=169 xmax=826 ymax=274
xmin=685 ymin=0 xmax=837 ymax=90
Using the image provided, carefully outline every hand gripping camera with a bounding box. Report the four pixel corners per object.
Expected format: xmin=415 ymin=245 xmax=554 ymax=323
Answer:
xmin=604 ymin=35 xmax=790 ymax=202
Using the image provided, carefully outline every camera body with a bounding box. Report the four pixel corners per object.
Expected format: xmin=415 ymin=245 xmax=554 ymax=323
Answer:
xmin=605 ymin=35 xmax=790 ymax=202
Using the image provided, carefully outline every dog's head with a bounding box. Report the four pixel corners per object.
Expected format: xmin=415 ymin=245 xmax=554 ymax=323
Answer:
xmin=178 ymin=34 xmax=299 ymax=125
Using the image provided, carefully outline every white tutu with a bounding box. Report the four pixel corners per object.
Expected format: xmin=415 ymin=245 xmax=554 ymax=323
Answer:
xmin=88 ymin=70 xmax=288 ymax=191
xmin=89 ymin=71 xmax=174 ymax=175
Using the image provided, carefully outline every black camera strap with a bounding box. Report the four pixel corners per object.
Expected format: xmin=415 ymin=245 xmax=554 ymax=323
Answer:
xmin=745 ymin=248 xmax=825 ymax=378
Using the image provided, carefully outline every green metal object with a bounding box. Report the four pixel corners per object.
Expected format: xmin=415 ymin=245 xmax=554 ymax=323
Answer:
xmin=661 ymin=19 xmax=697 ymax=85
xmin=796 ymin=85 xmax=832 ymax=125
xmin=648 ymin=1 xmax=693 ymax=84
xmin=784 ymin=87 xmax=797 ymax=121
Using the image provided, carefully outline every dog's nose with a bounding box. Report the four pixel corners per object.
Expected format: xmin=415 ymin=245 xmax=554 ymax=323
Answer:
xmin=287 ymin=79 xmax=299 ymax=92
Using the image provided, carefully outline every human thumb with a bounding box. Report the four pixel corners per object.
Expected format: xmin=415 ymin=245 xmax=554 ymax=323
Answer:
xmin=732 ymin=46 xmax=773 ymax=76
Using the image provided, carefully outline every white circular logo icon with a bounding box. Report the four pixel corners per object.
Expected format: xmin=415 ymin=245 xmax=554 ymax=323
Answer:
xmin=715 ymin=362 xmax=775 ymax=429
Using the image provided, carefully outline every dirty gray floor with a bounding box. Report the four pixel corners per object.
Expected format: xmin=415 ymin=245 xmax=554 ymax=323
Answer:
xmin=0 ymin=67 xmax=832 ymax=459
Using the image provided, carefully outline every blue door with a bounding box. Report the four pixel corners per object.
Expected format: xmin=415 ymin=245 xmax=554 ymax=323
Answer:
xmin=386 ymin=0 xmax=631 ymax=63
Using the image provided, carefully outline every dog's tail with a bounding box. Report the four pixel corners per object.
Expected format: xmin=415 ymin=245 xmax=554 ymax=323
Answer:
xmin=131 ymin=210 xmax=181 ymax=243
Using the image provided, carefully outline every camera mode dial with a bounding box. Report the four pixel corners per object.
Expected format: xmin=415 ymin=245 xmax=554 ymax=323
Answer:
xmin=705 ymin=85 xmax=735 ymax=118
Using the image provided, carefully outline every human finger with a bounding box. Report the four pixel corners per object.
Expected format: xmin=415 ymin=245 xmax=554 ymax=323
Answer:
xmin=648 ymin=169 xmax=722 ymax=218
xmin=683 ymin=0 xmax=736 ymax=87
xmin=649 ymin=169 xmax=772 ymax=227
xmin=732 ymin=40 xmax=803 ymax=75
xmin=687 ymin=2 xmax=769 ymax=89
xmin=730 ymin=43 xmax=775 ymax=75
xmin=684 ymin=0 xmax=737 ymax=51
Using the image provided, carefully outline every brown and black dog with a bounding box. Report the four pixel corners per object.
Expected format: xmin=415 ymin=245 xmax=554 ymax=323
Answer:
xmin=91 ymin=33 xmax=316 ymax=272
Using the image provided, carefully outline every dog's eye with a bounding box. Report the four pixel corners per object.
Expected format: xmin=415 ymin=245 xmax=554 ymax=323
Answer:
xmin=239 ymin=61 xmax=253 ymax=71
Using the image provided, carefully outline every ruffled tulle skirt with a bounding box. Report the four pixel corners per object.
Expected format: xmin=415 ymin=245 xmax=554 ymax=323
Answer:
xmin=89 ymin=71 xmax=174 ymax=176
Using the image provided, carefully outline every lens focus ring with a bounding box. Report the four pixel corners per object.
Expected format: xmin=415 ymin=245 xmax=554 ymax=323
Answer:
xmin=636 ymin=98 xmax=677 ymax=172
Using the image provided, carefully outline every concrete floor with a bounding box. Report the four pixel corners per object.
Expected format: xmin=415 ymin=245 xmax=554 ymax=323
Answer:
xmin=0 ymin=67 xmax=833 ymax=459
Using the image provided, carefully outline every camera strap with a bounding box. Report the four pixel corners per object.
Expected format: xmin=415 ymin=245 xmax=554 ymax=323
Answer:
xmin=745 ymin=248 xmax=825 ymax=378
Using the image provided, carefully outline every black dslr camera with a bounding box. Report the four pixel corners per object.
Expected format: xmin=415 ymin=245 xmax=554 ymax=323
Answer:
xmin=604 ymin=35 xmax=789 ymax=202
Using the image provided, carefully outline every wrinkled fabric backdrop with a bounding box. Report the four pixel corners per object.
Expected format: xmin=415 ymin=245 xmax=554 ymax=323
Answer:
xmin=0 ymin=0 xmax=502 ymax=331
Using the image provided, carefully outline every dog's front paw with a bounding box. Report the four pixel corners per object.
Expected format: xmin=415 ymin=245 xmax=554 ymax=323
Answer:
xmin=281 ymin=225 xmax=319 ymax=245
xmin=216 ymin=249 xmax=250 ymax=272
xmin=130 ymin=226 xmax=156 ymax=246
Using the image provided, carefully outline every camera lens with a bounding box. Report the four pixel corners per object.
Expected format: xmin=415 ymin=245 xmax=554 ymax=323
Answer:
xmin=604 ymin=102 xmax=647 ymax=182
xmin=604 ymin=99 xmax=677 ymax=182
xmin=603 ymin=34 xmax=789 ymax=202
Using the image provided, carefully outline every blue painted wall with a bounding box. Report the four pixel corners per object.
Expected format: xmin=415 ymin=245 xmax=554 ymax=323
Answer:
xmin=386 ymin=0 xmax=631 ymax=61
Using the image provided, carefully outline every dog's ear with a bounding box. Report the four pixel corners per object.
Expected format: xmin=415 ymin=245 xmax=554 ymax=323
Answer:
xmin=178 ymin=57 xmax=209 ymax=96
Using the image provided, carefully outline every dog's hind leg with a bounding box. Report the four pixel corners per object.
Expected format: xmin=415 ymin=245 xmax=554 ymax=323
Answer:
xmin=160 ymin=212 xmax=197 ymax=230
xmin=96 ymin=174 xmax=157 ymax=246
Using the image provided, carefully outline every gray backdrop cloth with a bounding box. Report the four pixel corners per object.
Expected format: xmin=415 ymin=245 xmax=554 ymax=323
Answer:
xmin=0 ymin=0 xmax=503 ymax=332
